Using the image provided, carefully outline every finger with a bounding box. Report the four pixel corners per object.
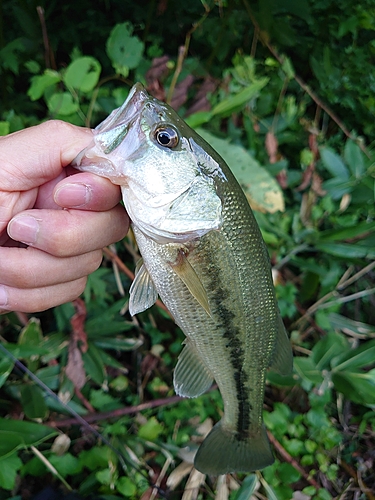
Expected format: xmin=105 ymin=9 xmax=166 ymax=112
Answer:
xmin=0 ymin=246 xmax=103 ymax=288
xmin=7 ymin=205 xmax=129 ymax=257
xmin=0 ymin=121 xmax=93 ymax=192
xmin=0 ymin=278 xmax=88 ymax=314
xmin=53 ymin=172 xmax=122 ymax=211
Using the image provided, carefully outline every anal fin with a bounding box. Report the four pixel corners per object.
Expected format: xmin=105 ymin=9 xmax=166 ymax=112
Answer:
xmin=129 ymin=260 xmax=158 ymax=316
xmin=174 ymin=339 xmax=214 ymax=398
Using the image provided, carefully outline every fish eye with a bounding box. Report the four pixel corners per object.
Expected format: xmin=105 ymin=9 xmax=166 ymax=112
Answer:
xmin=154 ymin=126 xmax=179 ymax=148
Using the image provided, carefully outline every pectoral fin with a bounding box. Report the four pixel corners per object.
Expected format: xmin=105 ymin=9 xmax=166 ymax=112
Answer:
xmin=171 ymin=252 xmax=211 ymax=316
xmin=174 ymin=339 xmax=214 ymax=398
xmin=129 ymin=260 xmax=158 ymax=316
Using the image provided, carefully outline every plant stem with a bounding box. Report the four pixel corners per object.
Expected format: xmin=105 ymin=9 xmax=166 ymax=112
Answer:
xmin=31 ymin=446 xmax=72 ymax=491
xmin=241 ymin=0 xmax=371 ymax=158
xmin=48 ymin=394 xmax=183 ymax=428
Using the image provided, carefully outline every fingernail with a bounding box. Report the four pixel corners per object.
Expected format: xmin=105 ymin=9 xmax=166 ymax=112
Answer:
xmin=0 ymin=286 xmax=8 ymax=308
xmin=8 ymin=215 xmax=39 ymax=245
xmin=54 ymin=183 xmax=92 ymax=208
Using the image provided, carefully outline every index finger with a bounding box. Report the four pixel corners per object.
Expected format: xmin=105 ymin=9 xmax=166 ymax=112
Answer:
xmin=0 ymin=121 xmax=93 ymax=192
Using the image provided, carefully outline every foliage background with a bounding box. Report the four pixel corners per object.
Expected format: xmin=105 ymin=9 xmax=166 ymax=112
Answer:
xmin=0 ymin=0 xmax=375 ymax=499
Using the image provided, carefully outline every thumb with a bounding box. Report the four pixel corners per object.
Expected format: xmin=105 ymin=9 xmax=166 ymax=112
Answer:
xmin=0 ymin=121 xmax=93 ymax=191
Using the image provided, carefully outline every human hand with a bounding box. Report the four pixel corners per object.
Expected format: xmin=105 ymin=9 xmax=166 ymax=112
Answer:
xmin=0 ymin=120 xmax=129 ymax=314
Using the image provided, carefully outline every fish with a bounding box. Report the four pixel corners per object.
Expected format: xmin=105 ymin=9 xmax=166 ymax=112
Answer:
xmin=72 ymin=83 xmax=293 ymax=475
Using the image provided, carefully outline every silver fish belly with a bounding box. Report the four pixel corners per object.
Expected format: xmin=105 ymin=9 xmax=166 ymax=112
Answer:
xmin=73 ymin=83 xmax=293 ymax=475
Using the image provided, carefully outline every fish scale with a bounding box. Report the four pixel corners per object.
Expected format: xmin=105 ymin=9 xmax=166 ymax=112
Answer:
xmin=73 ymin=83 xmax=293 ymax=475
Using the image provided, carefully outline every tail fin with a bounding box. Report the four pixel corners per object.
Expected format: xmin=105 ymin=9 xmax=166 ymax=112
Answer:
xmin=194 ymin=421 xmax=274 ymax=475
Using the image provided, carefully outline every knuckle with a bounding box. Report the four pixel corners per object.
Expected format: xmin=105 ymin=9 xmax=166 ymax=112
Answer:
xmin=39 ymin=119 xmax=75 ymax=137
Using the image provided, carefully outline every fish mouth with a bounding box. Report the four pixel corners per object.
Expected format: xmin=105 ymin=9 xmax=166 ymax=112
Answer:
xmin=94 ymin=83 xmax=149 ymax=153
xmin=72 ymin=84 xmax=150 ymax=178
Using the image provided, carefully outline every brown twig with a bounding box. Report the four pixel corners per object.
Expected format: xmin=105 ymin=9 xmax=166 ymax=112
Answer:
xmin=241 ymin=0 xmax=371 ymax=158
xmin=339 ymin=460 xmax=375 ymax=500
xmin=103 ymin=246 xmax=172 ymax=317
xmin=74 ymin=387 xmax=95 ymax=413
xmin=36 ymin=6 xmax=56 ymax=70
xmin=267 ymin=431 xmax=322 ymax=490
xmin=166 ymin=7 xmax=211 ymax=104
xmin=47 ymin=394 xmax=183 ymax=428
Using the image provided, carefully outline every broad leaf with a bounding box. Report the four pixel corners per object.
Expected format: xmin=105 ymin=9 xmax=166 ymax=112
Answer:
xmin=332 ymin=340 xmax=375 ymax=371
xmin=0 ymin=419 xmax=57 ymax=459
xmin=294 ymin=356 xmax=323 ymax=385
xmin=63 ymin=56 xmax=101 ymax=93
xmin=198 ymin=129 xmax=284 ymax=213
xmin=344 ymin=140 xmax=365 ymax=178
xmin=312 ymin=332 xmax=349 ymax=369
xmin=234 ymin=474 xmax=258 ymax=499
xmin=211 ymin=78 xmax=269 ymax=116
xmin=332 ymin=370 xmax=375 ymax=406
xmin=47 ymin=92 xmax=79 ymax=116
xmin=106 ymin=23 xmax=144 ymax=76
xmin=319 ymin=147 xmax=349 ymax=180
xmin=20 ymin=385 xmax=48 ymax=419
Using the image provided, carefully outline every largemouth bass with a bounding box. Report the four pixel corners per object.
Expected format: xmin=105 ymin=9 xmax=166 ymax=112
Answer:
xmin=73 ymin=83 xmax=293 ymax=475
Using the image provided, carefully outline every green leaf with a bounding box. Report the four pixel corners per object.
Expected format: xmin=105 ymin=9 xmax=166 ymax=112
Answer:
xmin=332 ymin=340 xmax=375 ymax=371
xmin=319 ymin=147 xmax=350 ymax=180
xmin=234 ymin=474 xmax=258 ymax=499
xmin=96 ymin=468 xmax=112 ymax=486
xmin=332 ymin=370 xmax=375 ymax=406
xmin=344 ymin=140 xmax=365 ymax=178
xmin=47 ymin=92 xmax=79 ymax=116
xmin=138 ymin=417 xmax=163 ymax=441
xmin=3 ymin=342 xmax=50 ymax=359
xmin=322 ymin=177 xmax=352 ymax=200
xmin=49 ymin=453 xmax=82 ymax=477
xmin=312 ymin=332 xmax=349 ymax=370
xmin=315 ymin=242 xmax=375 ymax=259
xmin=277 ymin=462 xmax=305 ymax=484
xmin=19 ymin=317 xmax=43 ymax=344
xmin=116 ymin=476 xmax=137 ymax=497
xmin=318 ymin=221 xmax=375 ymax=242
xmin=82 ymin=343 xmax=106 ymax=386
xmin=0 ymin=121 xmax=10 ymax=136
xmin=0 ymin=38 xmax=26 ymax=74
xmin=328 ymin=313 xmax=375 ymax=338
xmin=185 ymin=111 xmax=213 ymax=128
xmin=106 ymin=22 xmax=144 ymax=76
xmin=0 ymin=352 xmax=14 ymax=388
xmin=63 ymin=56 xmax=101 ymax=93
xmin=0 ymin=418 xmax=57 ymax=458
xmin=0 ymin=454 xmax=23 ymax=490
xmin=35 ymin=364 xmax=60 ymax=390
xmin=92 ymin=335 xmax=142 ymax=351
xmin=78 ymin=446 xmax=112 ymax=471
xmin=24 ymin=59 xmax=41 ymax=74
xmin=260 ymin=477 xmax=278 ymax=500
xmin=27 ymin=70 xmax=61 ymax=101
xmin=281 ymin=57 xmax=295 ymax=79
xmin=89 ymin=389 xmax=122 ymax=411
xmin=19 ymin=318 xmax=44 ymax=371
xmin=198 ymin=129 xmax=284 ymax=213
xmin=20 ymin=385 xmax=48 ymax=419
xmin=211 ymin=78 xmax=269 ymax=116
xmin=294 ymin=356 xmax=323 ymax=384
